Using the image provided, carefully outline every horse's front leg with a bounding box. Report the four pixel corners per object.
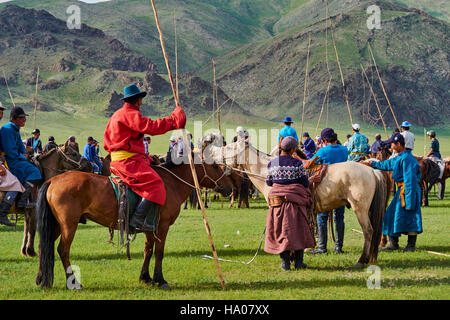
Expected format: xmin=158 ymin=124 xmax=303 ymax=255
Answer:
xmin=139 ymin=232 xmax=154 ymax=284
xmin=152 ymin=221 xmax=170 ymax=289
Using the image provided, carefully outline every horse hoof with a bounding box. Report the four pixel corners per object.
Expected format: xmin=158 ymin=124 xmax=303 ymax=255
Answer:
xmin=139 ymin=274 xmax=152 ymax=284
xmin=353 ymin=262 xmax=365 ymax=269
xmin=27 ymin=249 xmax=37 ymax=257
xmin=67 ymin=283 xmax=83 ymax=290
xmin=159 ymin=283 xmax=171 ymax=290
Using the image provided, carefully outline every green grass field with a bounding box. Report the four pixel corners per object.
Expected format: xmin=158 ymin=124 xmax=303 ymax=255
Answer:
xmin=0 ymin=188 xmax=448 ymax=300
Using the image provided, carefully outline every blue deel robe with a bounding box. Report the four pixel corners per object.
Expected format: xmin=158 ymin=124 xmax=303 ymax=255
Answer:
xmin=371 ymin=150 xmax=423 ymax=237
xmin=0 ymin=122 xmax=42 ymax=183
xmin=347 ymin=131 xmax=368 ymax=161
xmin=302 ymin=137 xmax=316 ymax=159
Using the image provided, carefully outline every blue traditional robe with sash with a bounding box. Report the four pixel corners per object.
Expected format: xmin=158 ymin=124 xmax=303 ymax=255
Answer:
xmin=347 ymin=131 xmax=368 ymax=161
xmin=0 ymin=122 xmax=42 ymax=183
xmin=371 ymin=150 xmax=422 ymax=236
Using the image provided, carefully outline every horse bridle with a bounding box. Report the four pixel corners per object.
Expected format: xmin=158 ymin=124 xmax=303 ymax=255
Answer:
xmin=199 ymin=163 xmax=232 ymax=190
xmin=37 ymin=147 xmax=85 ymax=175
xmin=56 ymin=146 xmax=84 ymax=170
xmin=150 ymin=161 xmax=231 ymax=190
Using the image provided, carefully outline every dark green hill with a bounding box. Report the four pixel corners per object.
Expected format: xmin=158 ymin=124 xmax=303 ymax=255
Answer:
xmin=0 ymin=5 xmax=247 ymax=120
xmin=196 ymin=1 xmax=449 ymax=126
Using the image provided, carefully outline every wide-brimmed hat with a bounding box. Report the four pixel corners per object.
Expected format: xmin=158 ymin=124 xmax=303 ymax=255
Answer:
xmin=401 ymin=121 xmax=411 ymax=128
xmin=0 ymin=101 xmax=6 ymax=110
xmin=282 ymin=116 xmax=293 ymax=123
xmin=121 ymin=84 xmax=147 ymax=100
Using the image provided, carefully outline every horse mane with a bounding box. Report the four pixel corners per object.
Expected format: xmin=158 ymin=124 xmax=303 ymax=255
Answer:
xmin=37 ymin=148 xmax=58 ymax=161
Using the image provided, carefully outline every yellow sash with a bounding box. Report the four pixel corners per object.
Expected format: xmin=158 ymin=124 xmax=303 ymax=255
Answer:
xmin=110 ymin=150 xmax=138 ymax=162
xmin=397 ymin=182 xmax=406 ymax=208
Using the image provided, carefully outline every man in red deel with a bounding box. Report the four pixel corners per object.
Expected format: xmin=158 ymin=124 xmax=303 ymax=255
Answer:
xmin=104 ymin=84 xmax=186 ymax=232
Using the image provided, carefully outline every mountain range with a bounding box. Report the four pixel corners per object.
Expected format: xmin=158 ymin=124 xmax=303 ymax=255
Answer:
xmin=0 ymin=0 xmax=448 ymax=127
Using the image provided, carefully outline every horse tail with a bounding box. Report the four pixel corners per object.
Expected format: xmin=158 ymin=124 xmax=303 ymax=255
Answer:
xmin=36 ymin=181 xmax=56 ymax=288
xmin=368 ymin=172 xmax=389 ymax=263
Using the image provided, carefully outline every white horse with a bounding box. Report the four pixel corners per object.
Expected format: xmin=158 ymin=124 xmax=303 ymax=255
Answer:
xmin=206 ymin=139 xmax=391 ymax=267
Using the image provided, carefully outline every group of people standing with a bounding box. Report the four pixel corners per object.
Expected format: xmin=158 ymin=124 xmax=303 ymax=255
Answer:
xmin=264 ymin=116 xmax=441 ymax=270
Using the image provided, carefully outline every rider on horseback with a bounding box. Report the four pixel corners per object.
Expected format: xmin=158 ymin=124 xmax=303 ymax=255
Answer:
xmin=347 ymin=124 xmax=369 ymax=162
xmin=103 ymin=84 xmax=186 ymax=233
xmin=0 ymin=106 xmax=42 ymax=226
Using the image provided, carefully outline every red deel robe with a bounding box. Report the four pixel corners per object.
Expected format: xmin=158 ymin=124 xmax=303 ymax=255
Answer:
xmin=104 ymin=102 xmax=186 ymax=205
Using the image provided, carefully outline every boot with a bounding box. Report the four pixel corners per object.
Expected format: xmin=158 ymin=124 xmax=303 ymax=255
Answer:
xmin=0 ymin=201 xmax=15 ymax=227
xmin=380 ymin=236 xmax=399 ymax=251
xmin=129 ymin=199 xmax=159 ymax=233
xmin=280 ymin=251 xmax=291 ymax=271
xmin=403 ymin=235 xmax=417 ymax=252
xmin=16 ymin=182 xmax=35 ymax=210
xmin=294 ymin=250 xmax=307 ymax=269
xmin=334 ymin=223 xmax=345 ymax=254
xmin=311 ymin=226 xmax=327 ymax=254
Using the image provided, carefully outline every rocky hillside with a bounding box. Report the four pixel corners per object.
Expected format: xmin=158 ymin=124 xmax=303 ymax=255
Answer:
xmin=4 ymin=0 xmax=447 ymax=73
xmin=0 ymin=5 xmax=246 ymax=121
xmin=197 ymin=0 xmax=449 ymax=126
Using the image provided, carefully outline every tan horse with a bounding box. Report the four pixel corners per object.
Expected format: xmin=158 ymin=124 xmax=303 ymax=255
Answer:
xmin=208 ymin=140 xmax=391 ymax=267
xmin=35 ymin=160 xmax=235 ymax=289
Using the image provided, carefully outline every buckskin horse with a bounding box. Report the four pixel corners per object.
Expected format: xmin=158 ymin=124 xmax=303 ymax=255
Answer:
xmin=206 ymin=139 xmax=392 ymax=268
xmin=0 ymin=140 xmax=92 ymax=257
xmin=35 ymin=157 xmax=235 ymax=289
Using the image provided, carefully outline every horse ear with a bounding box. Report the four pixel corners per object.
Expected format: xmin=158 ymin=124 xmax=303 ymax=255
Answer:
xmin=63 ymin=139 xmax=69 ymax=150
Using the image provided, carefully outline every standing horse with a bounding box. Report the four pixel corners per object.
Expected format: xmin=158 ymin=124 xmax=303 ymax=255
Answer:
xmin=414 ymin=156 xmax=450 ymax=206
xmin=0 ymin=140 xmax=92 ymax=257
xmin=35 ymin=161 xmax=235 ymax=289
xmin=207 ymin=140 xmax=391 ymax=267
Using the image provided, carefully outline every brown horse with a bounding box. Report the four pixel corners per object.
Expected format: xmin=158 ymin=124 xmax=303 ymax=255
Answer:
xmin=35 ymin=160 xmax=235 ymax=289
xmin=0 ymin=140 xmax=92 ymax=257
xmin=414 ymin=156 xmax=450 ymax=206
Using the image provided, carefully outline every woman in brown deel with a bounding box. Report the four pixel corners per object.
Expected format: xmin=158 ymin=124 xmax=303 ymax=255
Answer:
xmin=265 ymin=136 xmax=315 ymax=270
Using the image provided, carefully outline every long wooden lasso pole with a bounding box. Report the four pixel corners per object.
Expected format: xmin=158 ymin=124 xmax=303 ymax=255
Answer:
xmin=328 ymin=6 xmax=353 ymax=125
xmin=360 ymin=64 xmax=388 ymax=138
xmin=212 ymin=59 xmax=221 ymax=134
xmin=368 ymin=43 xmax=400 ymax=131
xmin=33 ymin=66 xmax=40 ymax=129
xmin=149 ymin=0 xmax=226 ymax=290
xmin=2 ymin=70 xmax=16 ymax=107
xmin=300 ymin=33 xmax=311 ymax=138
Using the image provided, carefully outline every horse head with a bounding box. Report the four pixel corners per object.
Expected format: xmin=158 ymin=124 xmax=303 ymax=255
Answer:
xmin=376 ymin=143 xmax=392 ymax=161
xmin=58 ymin=140 xmax=93 ymax=173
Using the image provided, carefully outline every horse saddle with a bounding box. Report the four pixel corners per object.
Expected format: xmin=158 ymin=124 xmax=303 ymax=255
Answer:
xmin=304 ymin=156 xmax=328 ymax=185
xmin=109 ymin=177 xmax=141 ymax=228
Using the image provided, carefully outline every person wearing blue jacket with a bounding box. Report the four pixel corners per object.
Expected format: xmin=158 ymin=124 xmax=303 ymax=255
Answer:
xmin=301 ymin=132 xmax=316 ymax=159
xmin=83 ymin=137 xmax=103 ymax=174
xmin=0 ymin=107 xmax=42 ymax=212
xmin=367 ymin=132 xmax=422 ymax=251
xmin=347 ymin=123 xmax=369 ymax=161
xmin=311 ymin=128 xmax=349 ymax=254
